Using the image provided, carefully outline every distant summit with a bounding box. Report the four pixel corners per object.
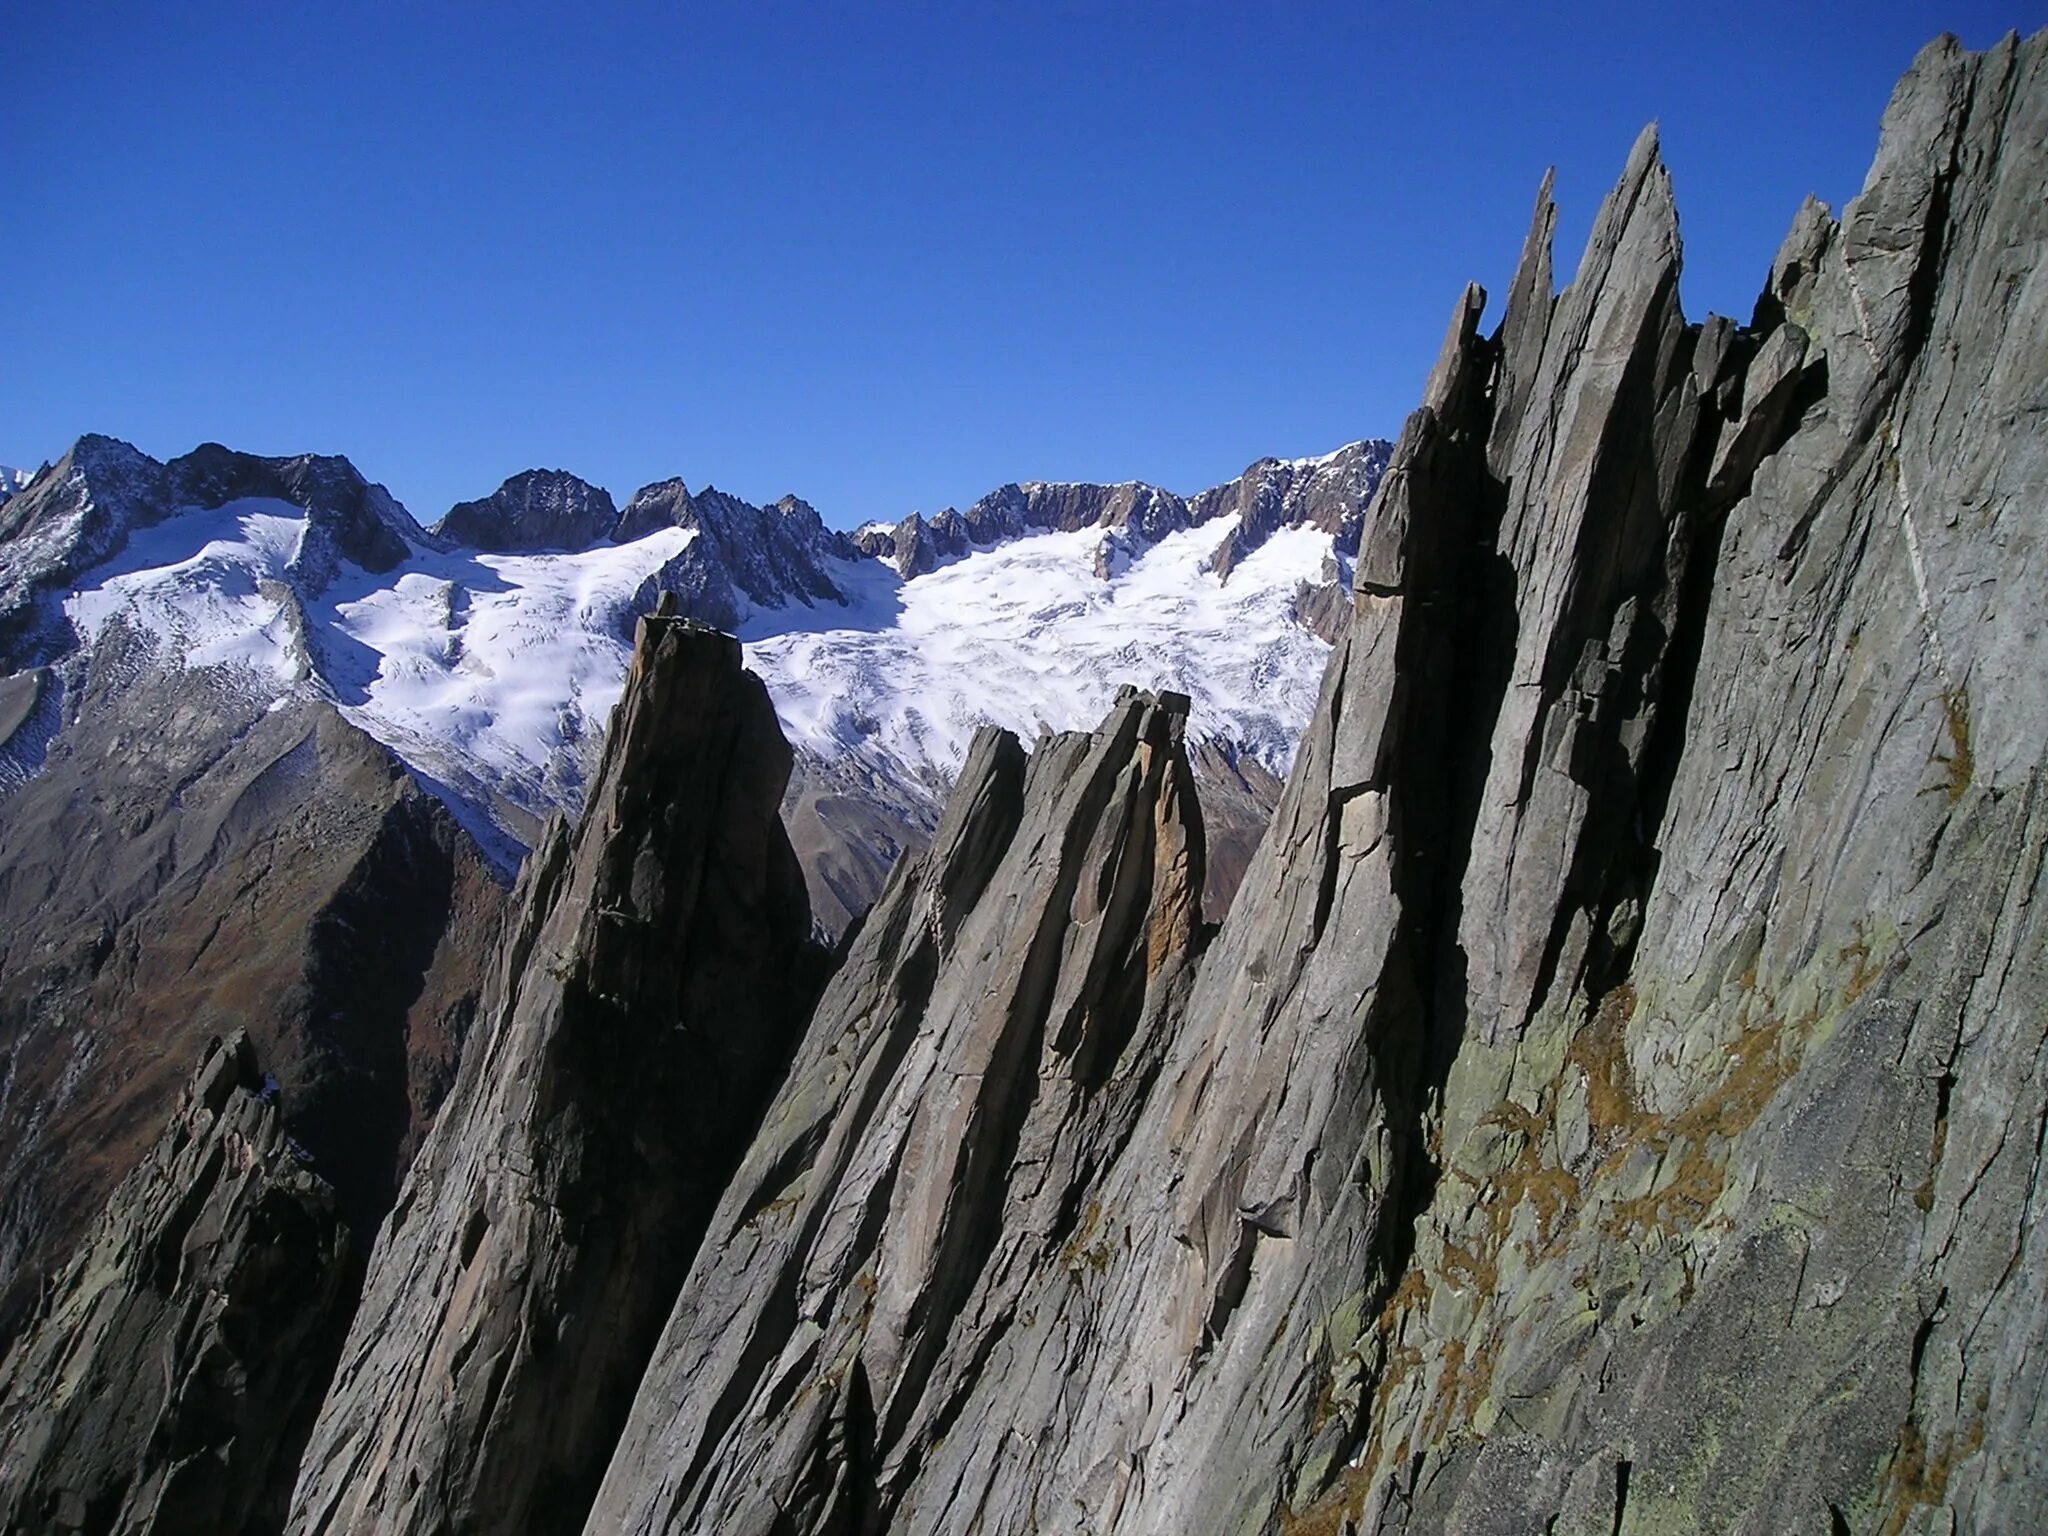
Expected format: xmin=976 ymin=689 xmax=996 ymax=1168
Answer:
xmin=0 ymin=429 xmax=1391 ymax=932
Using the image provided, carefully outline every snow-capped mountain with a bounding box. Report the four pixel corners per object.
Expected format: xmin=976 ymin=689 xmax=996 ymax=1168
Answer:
xmin=0 ymin=435 xmax=1390 ymax=922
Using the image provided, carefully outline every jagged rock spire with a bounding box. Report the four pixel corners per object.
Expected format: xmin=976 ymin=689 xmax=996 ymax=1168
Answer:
xmin=583 ymin=27 xmax=2048 ymax=1536
xmin=587 ymin=688 xmax=1209 ymax=1533
xmin=286 ymin=616 xmax=823 ymax=1535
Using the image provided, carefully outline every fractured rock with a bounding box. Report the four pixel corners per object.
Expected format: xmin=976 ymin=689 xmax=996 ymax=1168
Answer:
xmin=0 ymin=1032 xmax=351 ymax=1536
xmin=286 ymin=617 xmax=823 ymax=1535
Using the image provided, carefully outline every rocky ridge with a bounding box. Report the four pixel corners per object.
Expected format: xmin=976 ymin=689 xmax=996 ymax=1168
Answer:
xmin=285 ymin=613 xmax=827 ymax=1535
xmin=589 ymin=684 xmax=1209 ymax=1532
xmin=432 ymin=469 xmax=621 ymax=553
xmin=580 ymin=29 xmax=2047 ymax=1536
xmin=0 ymin=648 xmax=503 ymax=1349
xmin=0 ymin=28 xmax=2037 ymax=1536
xmin=0 ymin=1032 xmax=351 ymax=1535
xmin=850 ymin=440 xmax=1392 ymax=581
xmin=0 ymin=430 xmax=1383 ymax=935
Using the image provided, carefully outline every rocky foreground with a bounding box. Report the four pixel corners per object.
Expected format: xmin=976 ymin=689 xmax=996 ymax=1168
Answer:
xmin=0 ymin=27 xmax=2042 ymax=1536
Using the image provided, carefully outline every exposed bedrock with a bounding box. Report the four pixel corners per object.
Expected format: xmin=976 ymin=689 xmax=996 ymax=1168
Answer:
xmin=0 ymin=1032 xmax=352 ymax=1536
xmin=587 ymin=683 xmax=1210 ymax=1534
xmin=285 ymin=616 xmax=827 ymax=1535
xmin=586 ymin=28 xmax=2048 ymax=1536
xmin=2 ymin=26 xmax=2037 ymax=1536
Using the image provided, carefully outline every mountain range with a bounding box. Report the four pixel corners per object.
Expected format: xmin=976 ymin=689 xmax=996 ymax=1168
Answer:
xmin=1 ymin=434 xmax=1389 ymax=930
xmin=0 ymin=25 xmax=2042 ymax=1536
xmin=0 ymin=425 xmax=1386 ymax=1358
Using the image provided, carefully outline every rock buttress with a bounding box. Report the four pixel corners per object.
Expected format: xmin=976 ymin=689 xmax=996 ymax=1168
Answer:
xmin=0 ymin=1032 xmax=351 ymax=1535
xmin=1311 ymin=30 xmax=2048 ymax=1536
xmin=286 ymin=617 xmax=821 ymax=1535
xmin=584 ymin=28 xmax=2043 ymax=1536
xmin=586 ymin=689 xmax=1210 ymax=1534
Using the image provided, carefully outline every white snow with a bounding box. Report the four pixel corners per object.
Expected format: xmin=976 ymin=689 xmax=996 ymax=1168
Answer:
xmin=65 ymin=500 xmax=311 ymax=679
xmin=324 ymin=526 xmax=694 ymax=807
xmin=742 ymin=518 xmax=1332 ymax=789
xmin=1275 ymin=440 xmax=1369 ymax=471
xmin=46 ymin=496 xmax=1341 ymax=849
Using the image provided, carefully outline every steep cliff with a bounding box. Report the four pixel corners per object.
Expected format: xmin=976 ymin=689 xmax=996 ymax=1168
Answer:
xmin=1342 ymin=33 xmax=2048 ymax=1535
xmin=588 ymin=685 xmax=1207 ymax=1532
xmin=586 ymin=28 xmax=2048 ymax=1536
xmin=285 ymin=613 xmax=826 ymax=1535
xmin=1 ymin=27 xmax=2037 ymax=1536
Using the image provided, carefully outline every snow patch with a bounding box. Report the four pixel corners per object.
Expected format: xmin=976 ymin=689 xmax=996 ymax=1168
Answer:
xmin=64 ymin=500 xmax=311 ymax=679
xmin=744 ymin=516 xmax=1332 ymax=791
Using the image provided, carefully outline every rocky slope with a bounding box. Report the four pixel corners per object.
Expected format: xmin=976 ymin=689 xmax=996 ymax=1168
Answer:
xmin=0 ymin=429 xmax=1375 ymax=1340
xmin=0 ymin=26 xmax=2038 ymax=1536
xmin=0 ymin=643 xmax=502 ymax=1348
xmin=589 ymin=685 xmax=1209 ymax=1533
xmin=0 ymin=442 xmax=509 ymax=1372
xmin=0 ymin=1032 xmax=351 ymax=1535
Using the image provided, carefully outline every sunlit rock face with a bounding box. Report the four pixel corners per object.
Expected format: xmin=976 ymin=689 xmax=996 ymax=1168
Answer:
xmin=1 ymin=27 xmax=2042 ymax=1536
xmin=589 ymin=30 xmax=2048 ymax=1536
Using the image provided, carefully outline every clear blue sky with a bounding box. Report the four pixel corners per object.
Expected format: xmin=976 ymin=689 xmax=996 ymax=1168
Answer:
xmin=2 ymin=3 xmax=2035 ymax=528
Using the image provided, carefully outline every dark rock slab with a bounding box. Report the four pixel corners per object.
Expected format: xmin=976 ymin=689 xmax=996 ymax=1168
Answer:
xmin=433 ymin=469 xmax=619 ymax=553
xmin=0 ymin=1032 xmax=351 ymax=1535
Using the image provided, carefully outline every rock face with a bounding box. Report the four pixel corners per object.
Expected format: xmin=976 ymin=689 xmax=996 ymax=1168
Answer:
xmin=618 ymin=483 xmax=851 ymax=630
xmin=581 ymin=28 xmax=2048 ymax=1536
xmin=779 ymin=745 xmax=946 ymax=942
xmin=587 ymin=685 xmax=1208 ymax=1534
xmin=433 ymin=469 xmax=619 ymax=552
xmin=1193 ymin=440 xmax=1396 ymax=578
xmin=4 ymin=30 xmax=2037 ymax=1536
xmin=1342 ymin=33 xmax=2048 ymax=1536
xmin=286 ymin=616 xmax=825 ymax=1535
xmin=0 ymin=1032 xmax=351 ymax=1535
xmin=1185 ymin=737 xmax=1286 ymax=921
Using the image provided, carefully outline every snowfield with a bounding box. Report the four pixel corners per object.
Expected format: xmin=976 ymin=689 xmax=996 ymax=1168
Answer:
xmin=746 ymin=518 xmax=1335 ymax=792
xmin=55 ymin=495 xmax=1343 ymax=852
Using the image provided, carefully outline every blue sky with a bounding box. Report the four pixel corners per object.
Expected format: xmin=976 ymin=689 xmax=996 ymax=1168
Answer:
xmin=2 ymin=3 xmax=2035 ymax=528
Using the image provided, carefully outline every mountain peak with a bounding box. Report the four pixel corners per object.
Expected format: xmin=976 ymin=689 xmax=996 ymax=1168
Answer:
xmin=433 ymin=467 xmax=618 ymax=553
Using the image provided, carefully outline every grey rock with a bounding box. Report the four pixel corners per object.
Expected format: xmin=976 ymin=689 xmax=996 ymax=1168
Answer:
xmin=779 ymin=744 xmax=943 ymax=942
xmin=587 ymin=687 xmax=1209 ymax=1535
xmin=0 ymin=1031 xmax=351 ymax=1535
xmin=1332 ymin=27 xmax=2048 ymax=1536
xmin=617 ymin=482 xmax=847 ymax=628
xmin=1184 ymin=735 xmax=1286 ymax=921
xmin=582 ymin=26 xmax=2048 ymax=1536
xmin=1193 ymin=439 xmax=1396 ymax=577
xmin=286 ymin=618 xmax=825 ymax=1535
